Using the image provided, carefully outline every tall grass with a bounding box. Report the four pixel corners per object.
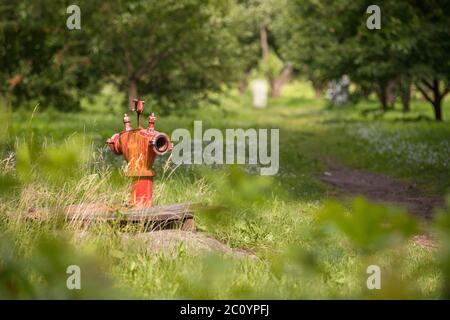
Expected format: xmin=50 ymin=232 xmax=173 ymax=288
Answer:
xmin=0 ymin=83 xmax=449 ymax=299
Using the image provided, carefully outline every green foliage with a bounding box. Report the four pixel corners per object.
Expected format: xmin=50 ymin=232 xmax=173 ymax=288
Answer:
xmin=207 ymin=165 xmax=275 ymax=210
xmin=80 ymin=84 xmax=125 ymax=114
xmin=318 ymin=197 xmax=420 ymax=254
xmin=0 ymin=0 xmax=247 ymax=113
xmin=273 ymin=0 xmax=338 ymax=87
xmin=233 ymin=0 xmax=281 ymax=69
xmin=16 ymin=136 xmax=90 ymax=186
xmin=1 ymin=0 xmax=448 ymax=118
xmin=87 ymin=0 xmax=244 ymax=113
xmin=275 ymin=0 xmax=450 ymax=116
xmin=253 ymin=50 xmax=285 ymax=80
xmin=196 ymin=165 xmax=277 ymax=247
xmin=1 ymin=82 xmax=449 ymax=299
xmin=0 ymin=232 xmax=114 ymax=299
xmin=0 ymin=96 xmax=10 ymax=142
xmin=0 ymin=0 xmax=100 ymax=111
xmin=0 ymin=97 xmax=18 ymax=195
xmin=434 ymin=198 xmax=450 ymax=299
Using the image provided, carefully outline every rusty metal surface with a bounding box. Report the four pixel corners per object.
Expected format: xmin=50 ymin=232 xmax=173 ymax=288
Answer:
xmin=119 ymin=128 xmax=158 ymax=177
xmin=106 ymin=99 xmax=172 ymax=208
xmin=131 ymin=177 xmax=153 ymax=207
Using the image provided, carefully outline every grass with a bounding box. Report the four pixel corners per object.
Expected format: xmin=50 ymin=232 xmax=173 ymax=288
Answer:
xmin=0 ymin=82 xmax=449 ymax=299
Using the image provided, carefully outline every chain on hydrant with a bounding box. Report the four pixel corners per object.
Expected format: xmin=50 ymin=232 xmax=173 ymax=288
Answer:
xmin=107 ymin=99 xmax=172 ymax=208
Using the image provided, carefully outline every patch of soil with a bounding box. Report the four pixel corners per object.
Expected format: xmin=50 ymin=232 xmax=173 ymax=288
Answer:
xmin=319 ymin=165 xmax=443 ymax=220
xmin=122 ymin=230 xmax=258 ymax=259
xmin=319 ymin=165 xmax=443 ymax=248
xmin=411 ymin=234 xmax=438 ymax=249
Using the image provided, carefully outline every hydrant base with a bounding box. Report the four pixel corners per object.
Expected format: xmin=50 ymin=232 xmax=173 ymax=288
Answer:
xmin=131 ymin=177 xmax=153 ymax=208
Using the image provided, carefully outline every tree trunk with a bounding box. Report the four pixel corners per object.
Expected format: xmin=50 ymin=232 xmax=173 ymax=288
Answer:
xmin=375 ymin=80 xmax=398 ymax=110
xmin=238 ymin=68 xmax=252 ymax=94
xmin=433 ymin=102 xmax=442 ymax=121
xmin=271 ymin=64 xmax=293 ymax=97
xmin=260 ymin=25 xmax=294 ymax=98
xmin=432 ymin=79 xmax=443 ymax=121
xmin=401 ymin=82 xmax=411 ymax=113
xmin=386 ymin=79 xmax=397 ymax=108
xmin=260 ymin=26 xmax=269 ymax=62
xmin=260 ymin=26 xmax=275 ymax=89
xmin=128 ymin=78 xmax=138 ymax=108
xmin=416 ymin=79 xmax=448 ymax=121
xmin=375 ymin=83 xmax=389 ymax=111
xmin=314 ymin=87 xmax=322 ymax=99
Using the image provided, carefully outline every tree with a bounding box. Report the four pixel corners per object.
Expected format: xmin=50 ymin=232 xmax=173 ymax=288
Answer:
xmin=1 ymin=0 xmax=246 ymax=113
xmin=88 ymin=0 xmax=243 ymax=113
xmin=235 ymin=0 xmax=293 ymax=97
xmin=410 ymin=1 xmax=450 ymax=121
xmin=273 ymin=0 xmax=348 ymax=97
xmin=259 ymin=24 xmax=293 ymax=97
xmin=0 ymin=0 xmax=99 ymax=111
xmin=275 ymin=0 xmax=449 ymax=119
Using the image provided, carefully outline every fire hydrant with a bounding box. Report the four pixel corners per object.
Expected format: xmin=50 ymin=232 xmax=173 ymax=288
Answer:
xmin=107 ymin=99 xmax=172 ymax=208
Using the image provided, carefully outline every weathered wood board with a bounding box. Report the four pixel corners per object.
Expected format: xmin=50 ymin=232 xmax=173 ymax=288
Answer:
xmin=26 ymin=203 xmax=197 ymax=231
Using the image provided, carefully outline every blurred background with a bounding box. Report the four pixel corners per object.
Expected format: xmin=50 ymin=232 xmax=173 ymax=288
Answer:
xmin=0 ymin=0 xmax=449 ymax=299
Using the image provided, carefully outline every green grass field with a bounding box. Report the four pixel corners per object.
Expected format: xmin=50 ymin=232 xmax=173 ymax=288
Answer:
xmin=1 ymin=82 xmax=449 ymax=299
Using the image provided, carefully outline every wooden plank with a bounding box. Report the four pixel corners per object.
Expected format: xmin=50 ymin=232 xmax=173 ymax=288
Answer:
xmin=26 ymin=203 xmax=196 ymax=223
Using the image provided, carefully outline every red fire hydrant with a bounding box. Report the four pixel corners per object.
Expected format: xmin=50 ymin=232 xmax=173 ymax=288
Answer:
xmin=107 ymin=99 xmax=172 ymax=208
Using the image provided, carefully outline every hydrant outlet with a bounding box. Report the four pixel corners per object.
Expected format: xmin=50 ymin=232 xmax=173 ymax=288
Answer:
xmin=152 ymin=133 xmax=171 ymax=155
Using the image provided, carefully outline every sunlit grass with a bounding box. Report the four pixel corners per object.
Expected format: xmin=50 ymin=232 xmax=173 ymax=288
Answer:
xmin=1 ymin=81 xmax=449 ymax=299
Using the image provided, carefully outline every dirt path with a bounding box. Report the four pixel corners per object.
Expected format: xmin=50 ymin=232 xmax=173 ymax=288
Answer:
xmin=319 ymin=165 xmax=444 ymax=248
xmin=319 ymin=165 xmax=443 ymax=220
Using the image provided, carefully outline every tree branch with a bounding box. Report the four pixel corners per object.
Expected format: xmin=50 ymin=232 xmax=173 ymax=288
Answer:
xmin=134 ymin=49 xmax=172 ymax=79
xmin=422 ymin=79 xmax=434 ymax=91
xmin=416 ymin=84 xmax=433 ymax=104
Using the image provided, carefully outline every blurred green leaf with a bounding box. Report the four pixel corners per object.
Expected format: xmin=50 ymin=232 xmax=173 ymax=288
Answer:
xmin=16 ymin=135 xmax=91 ymax=185
xmin=15 ymin=143 xmax=32 ymax=183
xmin=318 ymin=197 xmax=420 ymax=253
xmin=0 ymin=232 xmax=115 ymax=299
xmin=433 ymin=195 xmax=450 ymax=299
